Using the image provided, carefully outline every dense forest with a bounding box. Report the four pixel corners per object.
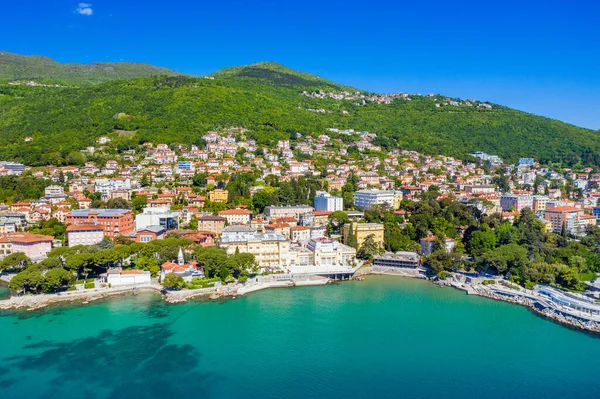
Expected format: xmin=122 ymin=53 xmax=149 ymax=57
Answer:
xmin=0 ymin=60 xmax=598 ymax=166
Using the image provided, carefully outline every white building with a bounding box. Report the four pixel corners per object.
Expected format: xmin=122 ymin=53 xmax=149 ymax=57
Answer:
xmin=353 ymin=190 xmax=395 ymax=210
xmin=218 ymin=209 xmax=253 ymax=225
xmin=314 ymin=192 xmax=343 ymax=212
xmin=135 ymin=207 xmax=180 ymax=231
xmin=105 ymin=268 xmax=151 ymax=286
xmin=66 ymin=224 xmax=104 ymax=247
xmin=45 ymin=185 xmax=65 ymax=197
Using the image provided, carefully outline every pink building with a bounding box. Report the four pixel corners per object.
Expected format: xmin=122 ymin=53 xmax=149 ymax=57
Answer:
xmin=0 ymin=232 xmax=54 ymax=261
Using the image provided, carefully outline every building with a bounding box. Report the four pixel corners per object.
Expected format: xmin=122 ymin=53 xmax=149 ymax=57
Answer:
xmin=287 ymin=237 xmax=357 ymax=273
xmin=135 ymin=226 xmax=167 ymax=243
xmin=208 ymin=189 xmax=229 ymax=203
xmin=532 ymin=195 xmax=549 ymax=213
xmin=544 ymin=206 xmax=584 ymax=233
xmin=0 ymin=232 xmax=54 ymax=261
xmin=373 ymin=252 xmax=420 ymax=268
xmin=198 ymin=215 xmax=226 ymax=237
xmin=342 ymin=223 xmax=385 ymax=248
xmin=290 ymin=225 xmax=311 ymax=241
xmin=265 ymin=205 xmax=314 ymax=220
xmin=218 ymin=209 xmax=253 ymax=225
xmin=0 ymin=161 xmax=25 ymax=176
xmin=161 ymin=248 xmax=203 ymax=282
xmin=135 ymin=207 xmax=180 ymax=231
xmin=420 ymin=235 xmax=456 ymax=256
xmin=103 ymin=268 xmax=151 ymax=286
xmin=500 ymin=193 xmax=533 ymax=212
xmin=66 ymin=224 xmax=104 ymax=247
xmin=44 ymin=185 xmax=65 ymax=197
xmin=219 ymin=225 xmax=289 ymax=269
xmin=66 ymin=209 xmax=134 ymax=238
xmin=353 ymin=190 xmax=395 ymax=210
xmin=314 ymin=192 xmax=343 ymax=212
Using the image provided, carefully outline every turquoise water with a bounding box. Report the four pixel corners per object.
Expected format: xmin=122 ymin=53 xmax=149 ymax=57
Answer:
xmin=1 ymin=276 xmax=599 ymax=398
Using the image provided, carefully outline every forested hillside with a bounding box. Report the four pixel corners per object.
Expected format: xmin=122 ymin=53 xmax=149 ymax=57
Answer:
xmin=0 ymin=52 xmax=183 ymax=85
xmin=0 ymin=59 xmax=598 ymax=166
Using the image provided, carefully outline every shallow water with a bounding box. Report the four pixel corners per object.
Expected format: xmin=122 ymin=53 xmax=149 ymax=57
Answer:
xmin=1 ymin=276 xmax=599 ymax=398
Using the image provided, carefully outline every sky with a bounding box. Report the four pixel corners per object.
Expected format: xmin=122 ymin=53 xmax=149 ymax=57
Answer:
xmin=2 ymin=0 xmax=599 ymax=129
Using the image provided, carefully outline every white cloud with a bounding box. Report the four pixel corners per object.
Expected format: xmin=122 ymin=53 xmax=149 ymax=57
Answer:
xmin=76 ymin=3 xmax=93 ymax=16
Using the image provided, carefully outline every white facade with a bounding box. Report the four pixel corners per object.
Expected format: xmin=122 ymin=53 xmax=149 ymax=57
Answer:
xmin=106 ymin=270 xmax=151 ymax=286
xmin=135 ymin=206 xmax=180 ymax=231
xmin=67 ymin=228 xmax=104 ymax=247
xmin=314 ymin=192 xmax=343 ymax=212
xmin=353 ymin=190 xmax=395 ymax=210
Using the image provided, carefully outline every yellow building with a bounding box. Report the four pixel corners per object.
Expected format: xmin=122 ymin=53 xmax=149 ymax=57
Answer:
xmin=342 ymin=223 xmax=385 ymax=248
xmin=394 ymin=191 xmax=403 ymax=210
xmin=208 ymin=189 xmax=229 ymax=203
xmin=532 ymin=195 xmax=549 ymax=213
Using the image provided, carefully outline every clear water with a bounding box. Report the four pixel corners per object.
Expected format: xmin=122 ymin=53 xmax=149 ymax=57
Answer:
xmin=1 ymin=276 xmax=599 ymax=398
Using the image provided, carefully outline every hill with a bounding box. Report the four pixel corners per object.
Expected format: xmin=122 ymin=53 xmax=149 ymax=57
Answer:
xmin=0 ymin=52 xmax=184 ymax=85
xmin=212 ymin=62 xmax=359 ymax=91
xmin=0 ymin=58 xmax=598 ymax=167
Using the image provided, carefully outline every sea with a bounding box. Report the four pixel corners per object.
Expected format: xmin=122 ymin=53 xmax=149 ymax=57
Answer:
xmin=1 ymin=276 xmax=599 ymax=399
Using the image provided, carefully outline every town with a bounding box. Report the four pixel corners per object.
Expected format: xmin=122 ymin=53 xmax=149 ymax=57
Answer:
xmin=1 ymin=127 xmax=600 ymax=330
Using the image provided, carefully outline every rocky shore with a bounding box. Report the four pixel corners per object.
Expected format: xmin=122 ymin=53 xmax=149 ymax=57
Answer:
xmin=432 ymin=275 xmax=600 ymax=334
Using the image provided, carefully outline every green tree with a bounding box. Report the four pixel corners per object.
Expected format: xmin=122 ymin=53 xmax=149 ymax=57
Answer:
xmin=357 ymin=234 xmax=380 ymax=260
xmin=42 ymin=268 xmax=75 ymax=293
xmin=346 ymin=223 xmax=358 ymax=249
xmin=163 ymin=273 xmax=185 ymax=290
xmin=0 ymin=252 xmax=31 ymax=271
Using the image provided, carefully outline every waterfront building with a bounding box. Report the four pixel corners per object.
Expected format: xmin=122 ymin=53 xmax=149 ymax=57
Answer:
xmin=219 ymin=225 xmax=290 ymax=269
xmin=287 ymin=237 xmax=357 ymax=273
xmin=103 ymin=268 xmax=151 ymax=286
xmin=353 ymin=190 xmax=395 ymax=210
xmin=66 ymin=224 xmax=104 ymax=247
xmin=66 ymin=209 xmax=134 ymax=238
xmin=314 ymin=192 xmax=343 ymax=212
xmin=373 ymin=252 xmax=420 ymax=268
xmin=342 ymin=223 xmax=385 ymax=248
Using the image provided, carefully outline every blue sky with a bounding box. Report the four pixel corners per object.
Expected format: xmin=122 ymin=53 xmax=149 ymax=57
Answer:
xmin=2 ymin=0 xmax=599 ymax=129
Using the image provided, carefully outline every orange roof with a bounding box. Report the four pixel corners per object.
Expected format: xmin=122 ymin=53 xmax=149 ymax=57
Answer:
xmin=219 ymin=209 xmax=252 ymax=215
xmin=545 ymin=206 xmax=582 ymax=213
xmin=0 ymin=232 xmax=54 ymax=244
xmin=313 ymin=211 xmax=332 ymax=216
xmin=67 ymin=224 xmax=103 ymax=232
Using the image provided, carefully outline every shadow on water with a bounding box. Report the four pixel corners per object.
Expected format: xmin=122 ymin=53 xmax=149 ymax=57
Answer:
xmin=1 ymin=323 xmax=220 ymax=399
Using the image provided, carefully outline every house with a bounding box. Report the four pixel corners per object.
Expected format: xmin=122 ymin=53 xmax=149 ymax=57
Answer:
xmin=419 ymin=234 xmax=456 ymax=256
xmin=0 ymin=232 xmax=54 ymax=261
xmin=135 ymin=226 xmax=167 ymax=243
xmin=160 ymin=248 xmax=203 ymax=282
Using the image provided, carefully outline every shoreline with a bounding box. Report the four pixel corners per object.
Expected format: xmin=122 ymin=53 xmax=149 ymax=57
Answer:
xmin=1 ymin=269 xmax=599 ymax=335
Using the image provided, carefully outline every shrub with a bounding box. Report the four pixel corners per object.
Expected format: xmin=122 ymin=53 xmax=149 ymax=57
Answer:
xmin=75 ymin=279 xmax=85 ymax=285
xmin=437 ymin=271 xmax=450 ymax=280
xmin=67 ymin=287 xmax=77 ymax=291
xmin=84 ymin=282 xmax=95 ymax=289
